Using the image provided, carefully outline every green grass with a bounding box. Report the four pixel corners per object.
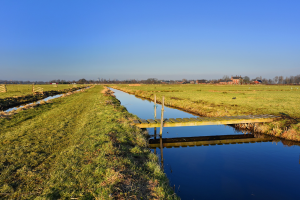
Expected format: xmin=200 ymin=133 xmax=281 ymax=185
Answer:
xmin=111 ymin=84 xmax=300 ymax=141
xmin=0 ymin=84 xmax=87 ymax=98
xmin=0 ymin=86 xmax=177 ymax=199
xmin=0 ymin=85 xmax=88 ymax=112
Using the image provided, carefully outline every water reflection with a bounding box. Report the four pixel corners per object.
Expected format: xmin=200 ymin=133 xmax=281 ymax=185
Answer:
xmin=4 ymin=88 xmax=86 ymax=112
xmin=4 ymin=94 xmax=63 ymax=112
xmin=153 ymin=133 xmax=274 ymax=169
xmin=150 ymin=133 xmax=273 ymax=149
xmin=160 ymin=135 xmax=164 ymax=169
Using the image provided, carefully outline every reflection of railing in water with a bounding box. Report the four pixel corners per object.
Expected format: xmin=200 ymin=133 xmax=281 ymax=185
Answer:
xmin=153 ymin=135 xmax=164 ymax=169
xmin=149 ymin=134 xmax=273 ymax=148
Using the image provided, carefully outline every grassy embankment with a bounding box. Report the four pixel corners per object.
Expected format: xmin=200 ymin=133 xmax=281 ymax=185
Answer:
xmin=0 ymin=84 xmax=84 ymax=98
xmin=111 ymin=84 xmax=300 ymax=142
xmin=0 ymin=85 xmax=177 ymax=199
xmin=0 ymin=84 xmax=88 ymax=111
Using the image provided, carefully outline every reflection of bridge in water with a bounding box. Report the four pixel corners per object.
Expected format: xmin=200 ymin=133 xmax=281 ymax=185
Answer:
xmin=150 ymin=134 xmax=274 ymax=169
xmin=149 ymin=134 xmax=273 ymax=148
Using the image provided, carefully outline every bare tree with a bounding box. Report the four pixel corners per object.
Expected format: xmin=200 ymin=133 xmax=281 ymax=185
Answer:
xmin=262 ymin=78 xmax=268 ymax=84
xmin=290 ymin=76 xmax=295 ymax=84
xmin=278 ymin=76 xmax=284 ymax=84
xmin=223 ymin=75 xmax=230 ymax=80
xmin=284 ymin=77 xmax=290 ymax=84
xmin=268 ymin=79 xmax=273 ymax=84
xmin=243 ymin=76 xmax=250 ymax=84
xmin=274 ymin=76 xmax=279 ymax=84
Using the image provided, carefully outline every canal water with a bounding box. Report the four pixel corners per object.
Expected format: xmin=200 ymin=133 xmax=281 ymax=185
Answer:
xmin=111 ymin=88 xmax=300 ymax=200
xmin=4 ymin=94 xmax=63 ymax=112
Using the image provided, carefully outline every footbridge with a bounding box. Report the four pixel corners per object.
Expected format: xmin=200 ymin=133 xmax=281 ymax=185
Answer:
xmin=132 ymin=114 xmax=280 ymax=128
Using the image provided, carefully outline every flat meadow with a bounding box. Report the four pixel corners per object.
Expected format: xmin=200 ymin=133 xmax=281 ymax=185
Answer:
xmin=0 ymin=84 xmax=89 ymax=111
xmin=0 ymin=84 xmax=82 ymax=98
xmin=112 ymin=84 xmax=300 ymax=141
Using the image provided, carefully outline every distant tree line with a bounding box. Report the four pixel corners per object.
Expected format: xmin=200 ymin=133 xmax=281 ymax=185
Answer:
xmin=0 ymin=78 xmax=162 ymax=84
xmin=215 ymin=75 xmax=300 ymax=85
xmin=0 ymin=80 xmax=47 ymax=84
xmin=246 ymin=75 xmax=300 ymax=84
xmin=1 ymin=75 xmax=300 ymax=85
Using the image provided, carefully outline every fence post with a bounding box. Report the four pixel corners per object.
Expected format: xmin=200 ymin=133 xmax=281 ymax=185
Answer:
xmin=159 ymin=96 xmax=164 ymax=135
xmin=32 ymin=84 xmax=34 ymax=93
xmin=0 ymin=84 xmax=7 ymax=93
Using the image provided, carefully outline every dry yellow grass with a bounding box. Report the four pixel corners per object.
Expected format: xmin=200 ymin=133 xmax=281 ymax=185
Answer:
xmin=128 ymin=84 xmax=141 ymax=86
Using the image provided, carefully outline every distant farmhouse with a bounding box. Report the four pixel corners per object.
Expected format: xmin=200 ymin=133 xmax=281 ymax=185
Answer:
xmin=196 ymin=79 xmax=208 ymax=84
xmin=231 ymin=76 xmax=243 ymax=84
xmin=219 ymin=76 xmax=243 ymax=85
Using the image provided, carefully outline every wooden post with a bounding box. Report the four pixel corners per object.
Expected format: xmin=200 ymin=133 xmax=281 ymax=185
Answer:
xmin=4 ymin=84 xmax=7 ymax=92
xmin=154 ymin=94 xmax=156 ymax=119
xmin=160 ymin=135 xmax=164 ymax=169
xmin=154 ymin=94 xmax=157 ymax=139
xmin=159 ymin=96 xmax=164 ymax=135
xmin=32 ymin=84 xmax=34 ymax=93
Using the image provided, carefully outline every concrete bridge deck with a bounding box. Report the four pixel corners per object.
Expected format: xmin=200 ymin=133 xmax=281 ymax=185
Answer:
xmin=132 ymin=114 xmax=280 ymax=128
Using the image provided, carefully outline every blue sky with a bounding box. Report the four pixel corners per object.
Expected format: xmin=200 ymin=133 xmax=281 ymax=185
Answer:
xmin=0 ymin=0 xmax=299 ymax=81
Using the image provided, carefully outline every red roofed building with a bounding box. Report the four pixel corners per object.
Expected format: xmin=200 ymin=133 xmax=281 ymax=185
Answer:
xmin=253 ymin=80 xmax=262 ymax=84
xmin=231 ymin=76 xmax=242 ymax=84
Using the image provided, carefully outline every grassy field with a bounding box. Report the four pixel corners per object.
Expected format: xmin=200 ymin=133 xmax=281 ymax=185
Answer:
xmin=0 ymin=85 xmax=89 ymax=112
xmin=0 ymin=86 xmax=177 ymax=199
xmin=0 ymin=84 xmax=86 ymax=98
xmin=111 ymin=84 xmax=300 ymax=141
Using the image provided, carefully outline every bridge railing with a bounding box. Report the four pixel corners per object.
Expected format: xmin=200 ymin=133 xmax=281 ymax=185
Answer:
xmin=32 ymin=85 xmax=43 ymax=94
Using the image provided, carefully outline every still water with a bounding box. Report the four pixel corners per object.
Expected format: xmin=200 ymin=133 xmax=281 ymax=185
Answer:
xmin=4 ymin=87 xmax=88 ymax=113
xmin=111 ymin=88 xmax=300 ymax=200
xmin=4 ymin=94 xmax=63 ymax=112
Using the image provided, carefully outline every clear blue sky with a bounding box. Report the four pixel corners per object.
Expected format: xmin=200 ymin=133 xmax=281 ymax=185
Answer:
xmin=0 ymin=0 xmax=299 ymax=81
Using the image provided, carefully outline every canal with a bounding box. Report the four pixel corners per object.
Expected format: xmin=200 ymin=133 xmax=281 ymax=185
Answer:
xmin=111 ymin=88 xmax=300 ymax=200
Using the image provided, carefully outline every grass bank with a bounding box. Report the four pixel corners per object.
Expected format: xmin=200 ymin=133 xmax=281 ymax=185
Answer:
xmin=0 ymin=84 xmax=89 ymax=98
xmin=0 ymin=86 xmax=177 ymax=199
xmin=111 ymin=84 xmax=300 ymax=142
xmin=0 ymin=86 xmax=87 ymax=111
